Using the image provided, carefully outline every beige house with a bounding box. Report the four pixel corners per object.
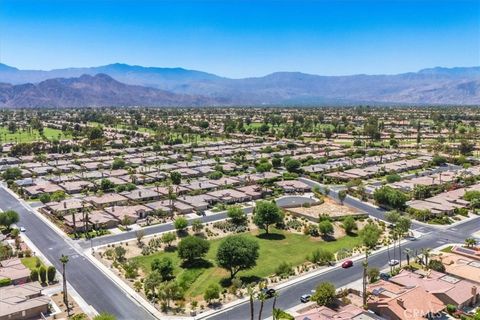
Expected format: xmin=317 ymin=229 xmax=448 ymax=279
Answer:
xmin=0 ymin=282 xmax=50 ymax=320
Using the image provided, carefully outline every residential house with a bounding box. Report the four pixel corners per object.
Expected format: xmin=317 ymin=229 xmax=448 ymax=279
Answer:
xmin=207 ymin=189 xmax=250 ymax=204
xmin=367 ymin=280 xmax=445 ymax=320
xmin=0 ymin=258 xmax=30 ymax=285
xmin=275 ymin=180 xmax=311 ymax=193
xmin=0 ymin=282 xmax=50 ymax=320
xmin=295 ymin=304 xmax=383 ymax=320
xmin=390 ymin=269 xmax=479 ymax=309
xmin=85 ymin=193 xmax=128 ymax=208
xmin=104 ymin=205 xmax=153 ymax=223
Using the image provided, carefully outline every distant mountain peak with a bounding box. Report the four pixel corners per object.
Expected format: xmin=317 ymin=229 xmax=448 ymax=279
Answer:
xmin=418 ymin=66 xmax=480 ymax=76
xmin=0 ymin=63 xmax=18 ymax=72
xmin=0 ymin=63 xmax=478 ymax=106
xmin=0 ymin=73 xmax=218 ymax=108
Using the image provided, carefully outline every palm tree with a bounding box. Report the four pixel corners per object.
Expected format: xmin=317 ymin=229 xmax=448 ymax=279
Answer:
xmin=404 ymin=248 xmax=412 ymax=266
xmin=465 ymin=237 xmax=477 ymax=248
xmin=60 ymin=254 xmax=69 ymax=315
xmin=362 ymin=250 xmax=369 ymax=306
xmin=272 ymin=291 xmax=279 ymax=319
xmin=421 ymin=248 xmax=431 ymax=267
xmin=246 ymin=284 xmax=255 ymax=320
xmin=70 ymin=209 xmax=77 ymax=238
xmin=395 ymin=230 xmax=402 ymax=268
xmin=257 ymin=291 xmax=267 ymax=320
xmin=167 ymin=185 xmax=176 ymax=215
xmin=83 ymin=204 xmax=91 ymax=238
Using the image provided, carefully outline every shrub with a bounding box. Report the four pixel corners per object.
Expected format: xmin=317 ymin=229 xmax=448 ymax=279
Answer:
xmin=308 ymin=248 xmax=334 ymax=265
xmin=151 ymin=257 xmax=174 ymax=281
xmin=174 ymin=217 xmax=189 ymax=232
xmin=47 ymin=266 xmax=56 ymax=283
xmin=386 ymin=174 xmax=401 ymax=183
xmin=203 ymin=283 xmax=221 ymax=304
xmin=286 ymin=219 xmax=302 ymax=231
xmin=39 ymin=193 xmax=51 ymax=204
xmin=38 ymin=266 xmax=47 ymax=284
xmin=308 ymin=225 xmax=320 ymax=237
xmin=0 ymin=278 xmax=12 ymax=287
xmin=30 ymin=268 xmax=39 ymax=281
xmin=428 ymin=260 xmax=446 ymax=272
xmin=446 ymin=304 xmax=456 ymax=314
xmin=275 ymin=261 xmax=293 ymax=277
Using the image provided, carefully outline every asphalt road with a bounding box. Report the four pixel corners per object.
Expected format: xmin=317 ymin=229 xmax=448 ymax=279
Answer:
xmin=82 ymin=211 xmax=230 ymax=248
xmin=0 ymin=187 xmax=155 ymax=320
xmin=81 ymin=195 xmax=314 ymax=249
xmin=3 ymin=182 xmax=479 ymax=320
xmin=205 ymin=219 xmax=478 ymax=320
xmin=298 ymin=177 xmax=436 ymax=233
xmin=205 ymin=179 xmax=480 ymax=320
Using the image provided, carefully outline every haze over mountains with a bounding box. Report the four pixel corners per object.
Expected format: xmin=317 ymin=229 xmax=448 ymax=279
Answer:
xmin=0 ymin=63 xmax=479 ymax=107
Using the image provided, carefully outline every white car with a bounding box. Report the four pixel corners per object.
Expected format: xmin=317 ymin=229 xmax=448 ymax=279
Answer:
xmin=19 ymin=227 xmax=26 ymax=232
xmin=388 ymin=259 xmax=399 ymax=266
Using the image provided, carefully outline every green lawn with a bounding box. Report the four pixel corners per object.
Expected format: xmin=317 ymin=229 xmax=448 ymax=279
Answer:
xmin=132 ymin=229 xmax=363 ymax=298
xmin=244 ymin=122 xmax=269 ymax=130
xmin=21 ymin=257 xmax=44 ymax=271
xmin=0 ymin=127 xmax=71 ymax=143
xmin=440 ymin=246 xmax=453 ymax=253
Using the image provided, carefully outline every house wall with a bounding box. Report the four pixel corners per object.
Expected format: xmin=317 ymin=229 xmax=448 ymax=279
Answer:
xmin=0 ymin=304 xmax=49 ymax=320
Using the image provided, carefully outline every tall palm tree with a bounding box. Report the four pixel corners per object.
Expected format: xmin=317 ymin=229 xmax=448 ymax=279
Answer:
xmin=70 ymin=209 xmax=77 ymax=238
xmin=362 ymin=250 xmax=369 ymax=306
xmin=396 ymin=230 xmax=402 ymax=268
xmin=272 ymin=291 xmax=279 ymax=319
xmin=247 ymin=285 xmax=256 ymax=320
xmin=403 ymin=248 xmax=412 ymax=266
xmin=60 ymin=254 xmax=69 ymax=315
xmin=83 ymin=204 xmax=91 ymax=238
xmin=257 ymin=291 xmax=267 ymax=320
xmin=421 ymin=248 xmax=431 ymax=267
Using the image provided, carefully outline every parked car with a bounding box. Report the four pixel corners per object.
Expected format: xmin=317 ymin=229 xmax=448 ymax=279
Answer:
xmin=19 ymin=227 xmax=26 ymax=232
xmin=300 ymin=294 xmax=311 ymax=303
xmin=388 ymin=259 xmax=399 ymax=266
xmin=342 ymin=260 xmax=353 ymax=268
xmin=261 ymin=288 xmax=276 ymax=298
xmin=379 ymin=272 xmax=390 ymax=281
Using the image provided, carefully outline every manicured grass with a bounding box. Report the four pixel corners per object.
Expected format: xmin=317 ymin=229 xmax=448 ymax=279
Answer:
xmin=0 ymin=127 xmax=71 ymax=143
xmin=440 ymin=245 xmax=453 ymax=253
xmin=244 ymin=122 xmax=270 ymax=130
xmin=132 ymin=229 xmax=363 ymax=298
xmin=42 ymin=127 xmax=72 ymax=140
xmin=0 ymin=127 xmax=41 ymax=143
xmin=21 ymin=257 xmax=44 ymax=271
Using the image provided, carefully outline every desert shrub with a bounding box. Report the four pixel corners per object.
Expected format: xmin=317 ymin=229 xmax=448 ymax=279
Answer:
xmin=275 ymin=261 xmax=293 ymax=277
xmin=30 ymin=269 xmax=39 ymax=281
xmin=0 ymin=278 xmax=12 ymax=287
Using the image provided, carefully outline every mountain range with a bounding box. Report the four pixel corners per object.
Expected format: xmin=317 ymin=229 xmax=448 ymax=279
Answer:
xmin=0 ymin=63 xmax=479 ymax=107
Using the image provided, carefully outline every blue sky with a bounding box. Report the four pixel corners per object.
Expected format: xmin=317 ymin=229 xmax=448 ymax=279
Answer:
xmin=0 ymin=0 xmax=478 ymax=78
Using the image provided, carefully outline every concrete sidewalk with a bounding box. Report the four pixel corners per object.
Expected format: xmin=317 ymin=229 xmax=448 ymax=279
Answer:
xmin=19 ymin=225 xmax=98 ymax=318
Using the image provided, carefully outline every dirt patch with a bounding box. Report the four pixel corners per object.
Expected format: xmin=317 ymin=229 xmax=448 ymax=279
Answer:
xmin=287 ymin=197 xmax=364 ymax=222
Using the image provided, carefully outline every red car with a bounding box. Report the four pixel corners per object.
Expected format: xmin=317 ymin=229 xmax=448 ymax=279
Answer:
xmin=342 ymin=260 xmax=353 ymax=268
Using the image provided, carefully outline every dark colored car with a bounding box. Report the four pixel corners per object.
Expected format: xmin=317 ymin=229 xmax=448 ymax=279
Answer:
xmin=261 ymin=288 xmax=276 ymax=298
xmin=341 ymin=260 xmax=353 ymax=268
xmin=379 ymin=272 xmax=391 ymax=281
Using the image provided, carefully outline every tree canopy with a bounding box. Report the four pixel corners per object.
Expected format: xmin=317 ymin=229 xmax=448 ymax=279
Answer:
xmin=177 ymin=236 xmax=210 ymax=264
xmin=253 ymin=201 xmax=284 ymax=234
xmin=216 ymin=235 xmax=260 ymax=279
